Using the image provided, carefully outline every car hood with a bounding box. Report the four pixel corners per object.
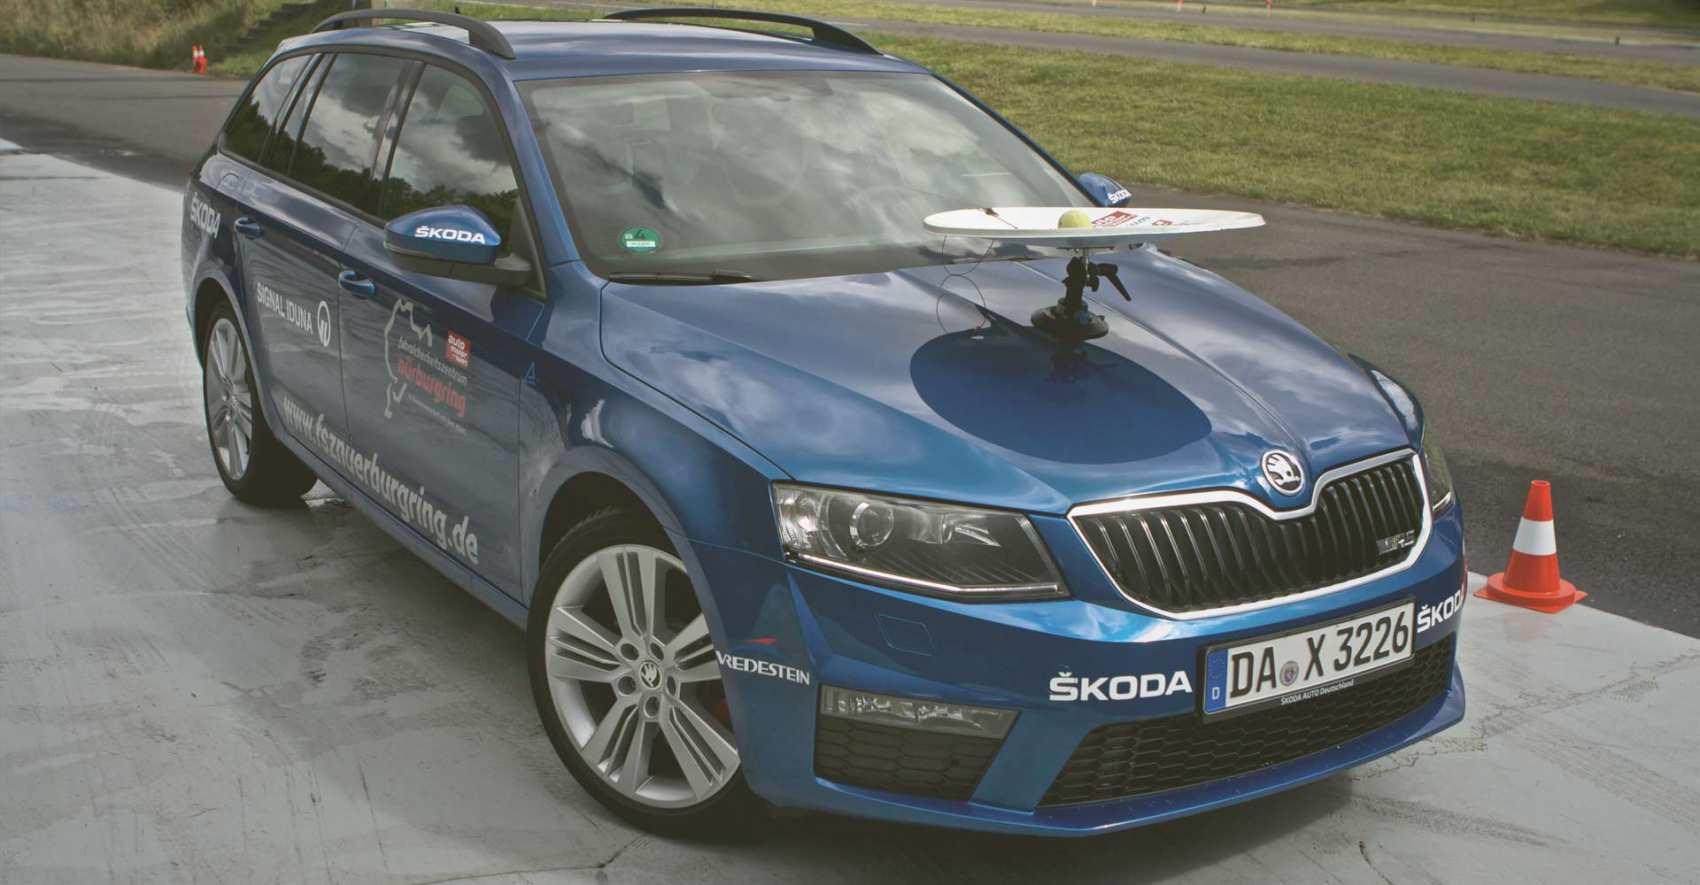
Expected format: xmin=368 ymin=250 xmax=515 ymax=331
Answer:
xmin=600 ymin=248 xmax=1411 ymax=514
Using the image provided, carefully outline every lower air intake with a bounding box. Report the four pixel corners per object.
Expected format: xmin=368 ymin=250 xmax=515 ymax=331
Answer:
xmin=1041 ymin=634 xmax=1455 ymax=806
xmin=815 ymin=716 xmax=1002 ymax=801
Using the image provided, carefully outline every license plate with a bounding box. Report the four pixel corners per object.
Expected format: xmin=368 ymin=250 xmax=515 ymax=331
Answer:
xmin=1203 ymin=601 xmax=1415 ymax=717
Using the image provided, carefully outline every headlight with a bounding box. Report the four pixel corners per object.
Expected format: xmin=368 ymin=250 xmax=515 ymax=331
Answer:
xmin=1421 ymin=424 xmax=1454 ymax=513
xmin=772 ymin=484 xmax=1064 ymax=600
xmin=1363 ymin=363 xmax=1453 ymax=514
xmin=1366 ymin=366 xmax=1421 ymax=437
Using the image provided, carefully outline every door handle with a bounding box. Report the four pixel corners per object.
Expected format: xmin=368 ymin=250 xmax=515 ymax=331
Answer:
xmin=233 ymin=216 xmax=263 ymax=239
xmin=338 ymin=270 xmax=376 ymax=298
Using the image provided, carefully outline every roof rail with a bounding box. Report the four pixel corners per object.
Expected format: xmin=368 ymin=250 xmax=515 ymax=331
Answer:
xmin=312 ymin=8 xmax=517 ymax=59
xmin=602 ymin=8 xmax=879 ymax=55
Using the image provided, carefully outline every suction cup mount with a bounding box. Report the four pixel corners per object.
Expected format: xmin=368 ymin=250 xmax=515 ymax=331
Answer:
xmin=922 ymin=206 xmax=1267 ymax=344
xmin=1030 ymin=247 xmax=1130 ymax=342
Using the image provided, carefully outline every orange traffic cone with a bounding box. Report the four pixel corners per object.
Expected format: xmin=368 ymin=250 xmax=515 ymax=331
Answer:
xmin=1476 ymin=480 xmax=1586 ymax=613
xmin=192 ymin=44 xmax=207 ymax=75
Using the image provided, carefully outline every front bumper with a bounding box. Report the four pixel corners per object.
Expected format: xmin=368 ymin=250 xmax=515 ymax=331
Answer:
xmin=683 ymin=502 xmax=1468 ymax=836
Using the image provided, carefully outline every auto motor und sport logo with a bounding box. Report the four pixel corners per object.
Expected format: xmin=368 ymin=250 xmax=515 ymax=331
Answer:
xmin=445 ymin=331 xmax=471 ymax=370
xmin=1091 ymin=210 xmax=1176 ymax=228
xmin=1262 ymin=450 xmax=1305 ymax=496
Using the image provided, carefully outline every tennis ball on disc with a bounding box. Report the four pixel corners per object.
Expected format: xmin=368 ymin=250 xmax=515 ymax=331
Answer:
xmin=1057 ymin=209 xmax=1093 ymax=229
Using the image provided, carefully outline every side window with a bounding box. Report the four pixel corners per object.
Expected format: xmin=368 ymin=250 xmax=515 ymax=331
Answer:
xmin=292 ymin=53 xmax=410 ymax=212
xmin=262 ymin=54 xmax=326 ymax=177
xmin=222 ymin=55 xmax=310 ymax=163
xmin=381 ymin=65 xmax=520 ymax=243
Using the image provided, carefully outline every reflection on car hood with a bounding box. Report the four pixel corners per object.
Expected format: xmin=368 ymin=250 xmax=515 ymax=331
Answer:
xmin=600 ymin=248 xmax=1410 ymax=514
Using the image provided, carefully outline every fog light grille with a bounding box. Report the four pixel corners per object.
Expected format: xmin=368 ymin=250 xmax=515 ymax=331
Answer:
xmin=814 ymin=716 xmax=1002 ymax=800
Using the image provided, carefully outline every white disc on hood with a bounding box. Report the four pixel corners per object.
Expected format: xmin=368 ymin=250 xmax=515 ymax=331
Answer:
xmin=924 ymin=206 xmax=1265 ymax=248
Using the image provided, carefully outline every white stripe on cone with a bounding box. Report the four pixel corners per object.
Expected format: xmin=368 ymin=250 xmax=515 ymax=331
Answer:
xmin=1511 ymin=517 xmax=1557 ymax=557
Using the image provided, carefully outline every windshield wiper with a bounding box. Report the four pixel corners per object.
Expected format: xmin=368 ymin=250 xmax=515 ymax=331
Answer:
xmin=605 ymin=270 xmax=760 ymax=285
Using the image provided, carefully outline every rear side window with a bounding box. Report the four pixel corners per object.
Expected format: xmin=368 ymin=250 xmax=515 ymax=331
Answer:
xmin=292 ymin=53 xmax=409 ymax=213
xmin=222 ymin=55 xmax=310 ymax=163
xmin=262 ymin=55 xmax=326 ymax=177
xmin=380 ymin=65 xmax=520 ymax=242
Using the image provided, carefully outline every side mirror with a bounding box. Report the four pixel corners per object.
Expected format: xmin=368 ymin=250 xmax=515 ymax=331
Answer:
xmin=384 ymin=205 xmax=531 ymax=286
xmin=1077 ymin=172 xmax=1132 ymax=208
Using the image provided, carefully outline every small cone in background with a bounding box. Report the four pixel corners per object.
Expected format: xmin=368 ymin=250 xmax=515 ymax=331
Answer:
xmin=1477 ymin=480 xmax=1586 ymax=613
xmin=192 ymin=45 xmax=207 ymax=75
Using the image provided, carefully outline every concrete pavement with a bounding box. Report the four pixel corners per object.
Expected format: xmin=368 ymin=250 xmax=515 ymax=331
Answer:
xmin=3 ymin=138 xmax=1699 ymax=883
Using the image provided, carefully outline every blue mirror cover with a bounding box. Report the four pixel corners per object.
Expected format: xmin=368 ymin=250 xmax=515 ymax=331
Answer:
xmin=1077 ymin=172 xmax=1133 ymax=208
xmin=385 ymin=205 xmax=503 ymax=266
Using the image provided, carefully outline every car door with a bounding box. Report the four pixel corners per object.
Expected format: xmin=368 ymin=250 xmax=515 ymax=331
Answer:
xmin=230 ymin=50 xmax=411 ymax=459
xmin=220 ymin=52 xmax=355 ymax=442
xmin=336 ymin=62 xmax=542 ymax=595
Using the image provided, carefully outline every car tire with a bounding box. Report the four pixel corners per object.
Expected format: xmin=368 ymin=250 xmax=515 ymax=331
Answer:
xmin=201 ymin=301 xmax=318 ymax=506
xmin=527 ymin=506 xmax=759 ymax=838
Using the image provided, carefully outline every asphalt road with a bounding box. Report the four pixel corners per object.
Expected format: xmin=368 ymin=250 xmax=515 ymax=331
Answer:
xmin=2 ymin=54 xmax=1698 ymax=638
xmin=536 ymin=0 xmax=1700 ymax=118
xmin=5 ymin=124 xmax=1699 ymax=883
xmin=875 ymin=0 xmax=1700 ymax=64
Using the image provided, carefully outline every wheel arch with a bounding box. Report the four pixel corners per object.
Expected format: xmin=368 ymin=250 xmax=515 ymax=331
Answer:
xmin=191 ymin=274 xmax=230 ymax=365
xmin=189 ymin=266 xmax=280 ymax=432
xmin=538 ymin=470 xmax=658 ymax=570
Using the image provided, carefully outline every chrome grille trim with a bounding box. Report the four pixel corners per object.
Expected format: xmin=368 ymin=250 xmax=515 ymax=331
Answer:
xmin=1068 ymin=449 xmax=1431 ymax=619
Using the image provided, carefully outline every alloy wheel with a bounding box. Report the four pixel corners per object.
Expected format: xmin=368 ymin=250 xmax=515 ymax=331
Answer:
xmin=204 ymin=317 xmax=255 ymax=481
xmin=543 ymin=544 xmax=738 ymax=808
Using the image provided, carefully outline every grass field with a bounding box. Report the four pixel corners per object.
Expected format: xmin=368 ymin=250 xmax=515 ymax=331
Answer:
xmin=653 ymin=0 xmax=1700 ymax=94
xmin=980 ymin=0 xmax=1700 ymax=30
xmin=1243 ymin=0 xmax=1700 ymax=29
xmin=0 ymin=0 xmax=293 ymax=72
xmin=884 ymin=34 xmax=1700 ymax=257
xmin=1 ymin=0 xmax=1695 ymax=257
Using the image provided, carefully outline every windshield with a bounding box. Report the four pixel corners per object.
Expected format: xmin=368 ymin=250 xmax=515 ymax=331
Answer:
xmin=520 ymin=71 xmax=1089 ymax=281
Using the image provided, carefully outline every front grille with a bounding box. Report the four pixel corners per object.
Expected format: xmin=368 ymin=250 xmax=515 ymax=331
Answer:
xmin=1075 ymin=456 xmax=1425 ymax=614
xmin=1040 ymin=635 xmax=1455 ymax=806
xmin=815 ymin=716 xmax=1001 ymax=800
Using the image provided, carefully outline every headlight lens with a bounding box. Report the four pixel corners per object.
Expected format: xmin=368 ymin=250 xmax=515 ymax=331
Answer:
xmin=1421 ymin=425 xmax=1454 ymax=513
xmin=772 ymin=484 xmax=1064 ymax=600
xmin=1365 ymin=364 xmax=1452 ymax=513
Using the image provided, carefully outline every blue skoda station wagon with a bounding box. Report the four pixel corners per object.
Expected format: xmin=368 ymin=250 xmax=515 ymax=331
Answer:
xmin=181 ymin=7 xmax=1466 ymax=836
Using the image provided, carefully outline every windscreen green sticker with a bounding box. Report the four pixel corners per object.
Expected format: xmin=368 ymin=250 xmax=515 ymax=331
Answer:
xmin=620 ymin=227 xmax=660 ymax=254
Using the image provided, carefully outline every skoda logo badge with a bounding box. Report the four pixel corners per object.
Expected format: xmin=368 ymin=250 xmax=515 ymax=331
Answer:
xmin=638 ymin=660 xmax=662 ymax=689
xmin=1261 ymin=451 xmax=1304 ymax=496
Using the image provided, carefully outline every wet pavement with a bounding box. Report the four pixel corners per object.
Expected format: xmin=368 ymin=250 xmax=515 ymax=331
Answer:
xmin=3 ymin=135 xmax=1699 ymax=883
